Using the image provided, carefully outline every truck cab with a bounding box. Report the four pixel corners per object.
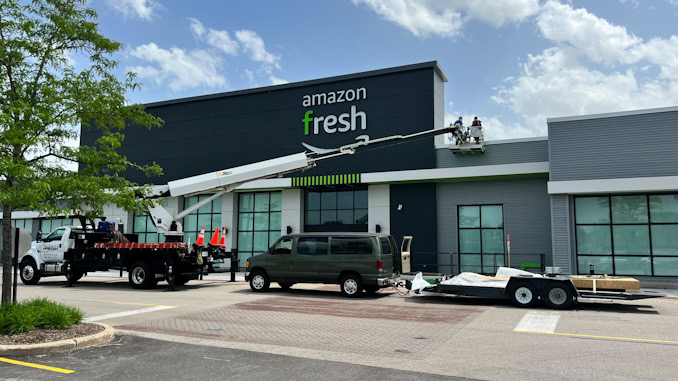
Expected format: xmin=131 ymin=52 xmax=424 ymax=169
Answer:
xmin=20 ymin=226 xmax=85 ymax=285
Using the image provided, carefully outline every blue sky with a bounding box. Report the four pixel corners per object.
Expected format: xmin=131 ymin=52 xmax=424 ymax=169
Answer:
xmin=85 ymin=0 xmax=678 ymax=140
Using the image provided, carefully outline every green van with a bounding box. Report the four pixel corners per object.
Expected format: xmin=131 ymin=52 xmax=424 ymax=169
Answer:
xmin=245 ymin=232 xmax=401 ymax=297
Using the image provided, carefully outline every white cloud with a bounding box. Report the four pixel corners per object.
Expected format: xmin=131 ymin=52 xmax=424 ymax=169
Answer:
xmin=189 ymin=18 xmax=239 ymax=55
xmin=235 ymin=30 xmax=280 ymax=67
xmin=269 ymin=75 xmax=289 ymax=85
xmin=128 ymin=43 xmax=227 ymax=92
xmin=352 ymin=0 xmax=540 ymax=38
xmin=106 ymin=0 xmax=160 ymax=21
xmin=490 ymin=2 xmax=678 ymax=137
xmin=537 ymin=1 xmax=641 ymax=65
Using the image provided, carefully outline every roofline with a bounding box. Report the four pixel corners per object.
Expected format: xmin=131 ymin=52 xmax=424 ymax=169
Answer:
xmin=547 ymin=105 xmax=678 ymax=123
xmin=143 ymin=61 xmax=448 ymax=108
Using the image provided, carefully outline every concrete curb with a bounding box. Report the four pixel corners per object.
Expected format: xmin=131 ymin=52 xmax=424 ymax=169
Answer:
xmin=0 ymin=323 xmax=114 ymax=356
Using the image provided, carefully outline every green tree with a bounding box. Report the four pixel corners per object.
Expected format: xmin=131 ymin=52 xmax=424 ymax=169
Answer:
xmin=0 ymin=0 xmax=163 ymax=304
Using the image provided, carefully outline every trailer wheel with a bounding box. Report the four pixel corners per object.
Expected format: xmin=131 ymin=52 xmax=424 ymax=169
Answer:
xmin=19 ymin=259 xmax=41 ymax=285
xmin=278 ymin=282 xmax=294 ymax=289
xmin=249 ymin=271 xmax=270 ymax=292
xmin=511 ymin=283 xmax=537 ymax=308
xmin=340 ymin=274 xmax=363 ymax=298
xmin=129 ymin=261 xmax=155 ymax=289
xmin=543 ymin=283 xmax=574 ymax=310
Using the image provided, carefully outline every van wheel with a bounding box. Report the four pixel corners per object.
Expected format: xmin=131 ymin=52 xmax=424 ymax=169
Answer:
xmin=250 ymin=271 xmax=270 ymax=292
xmin=20 ymin=259 xmax=41 ymax=285
xmin=543 ymin=283 xmax=574 ymax=310
xmin=278 ymin=282 xmax=294 ymax=289
xmin=340 ymin=274 xmax=363 ymax=297
xmin=129 ymin=261 xmax=155 ymax=289
xmin=511 ymin=282 xmax=538 ymax=308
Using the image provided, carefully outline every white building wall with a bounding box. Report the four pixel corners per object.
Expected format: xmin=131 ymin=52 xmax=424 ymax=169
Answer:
xmin=368 ymin=184 xmax=390 ymax=234
xmin=282 ymin=188 xmax=303 ymax=234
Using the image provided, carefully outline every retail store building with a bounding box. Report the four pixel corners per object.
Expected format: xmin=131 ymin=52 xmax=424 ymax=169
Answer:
xmin=7 ymin=62 xmax=678 ymax=278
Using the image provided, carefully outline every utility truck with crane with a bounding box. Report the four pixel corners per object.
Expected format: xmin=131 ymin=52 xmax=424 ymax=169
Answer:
xmin=18 ymin=126 xmax=454 ymax=289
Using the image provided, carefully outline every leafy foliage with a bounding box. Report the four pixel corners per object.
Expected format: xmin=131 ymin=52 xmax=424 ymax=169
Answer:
xmin=0 ymin=298 xmax=84 ymax=334
xmin=1 ymin=0 xmax=164 ymax=304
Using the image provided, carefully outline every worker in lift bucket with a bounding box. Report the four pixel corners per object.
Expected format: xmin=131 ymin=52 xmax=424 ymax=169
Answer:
xmin=470 ymin=116 xmax=483 ymax=144
xmin=450 ymin=117 xmax=467 ymax=145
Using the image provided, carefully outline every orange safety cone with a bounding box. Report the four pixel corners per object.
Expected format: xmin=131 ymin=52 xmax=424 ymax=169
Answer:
xmin=219 ymin=227 xmax=227 ymax=247
xmin=195 ymin=226 xmax=206 ymax=246
xmin=209 ymin=226 xmax=220 ymax=246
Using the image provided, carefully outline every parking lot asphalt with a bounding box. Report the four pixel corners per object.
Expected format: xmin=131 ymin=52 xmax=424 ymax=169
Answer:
xmin=1 ymin=271 xmax=678 ymax=381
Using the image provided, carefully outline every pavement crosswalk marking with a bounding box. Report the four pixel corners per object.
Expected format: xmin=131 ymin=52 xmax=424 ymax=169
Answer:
xmin=513 ymin=311 xmax=561 ymax=333
xmin=84 ymin=306 xmax=175 ymax=322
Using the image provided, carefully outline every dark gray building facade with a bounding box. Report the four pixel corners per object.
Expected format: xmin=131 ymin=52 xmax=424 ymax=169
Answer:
xmin=9 ymin=62 xmax=676 ymax=278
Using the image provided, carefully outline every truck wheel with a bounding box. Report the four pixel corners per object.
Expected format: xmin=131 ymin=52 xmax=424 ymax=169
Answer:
xmin=340 ymin=274 xmax=363 ymax=298
xmin=543 ymin=283 xmax=574 ymax=310
xmin=249 ymin=271 xmax=270 ymax=292
xmin=66 ymin=271 xmax=84 ymax=283
xmin=129 ymin=261 xmax=155 ymax=289
xmin=20 ymin=259 xmax=41 ymax=285
xmin=511 ymin=282 xmax=537 ymax=308
xmin=278 ymin=282 xmax=294 ymax=289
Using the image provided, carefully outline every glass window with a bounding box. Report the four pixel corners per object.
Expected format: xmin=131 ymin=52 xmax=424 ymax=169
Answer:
xmin=305 ymin=188 xmax=368 ymax=232
xmin=575 ymin=194 xmax=678 ymax=276
xmin=653 ymin=257 xmax=678 ymax=276
xmin=331 ymin=237 xmax=373 ymax=255
xmin=11 ymin=219 xmax=33 ymax=234
xmin=612 ymin=226 xmax=650 ymax=255
xmin=481 ymin=230 xmax=504 ymax=253
xmin=237 ymin=192 xmax=283 ymax=265
xmin=460 ymin=254 xmax=481 ymax=273
xmin=183 ymin=195 xmax=222 ymax=244
xmin=272 ymin=237 xmax=292 ymax=254
xmin=298 ymin=237 xmax=328 ymax=255
xmin=615 ymin=257 xmax=651 ymax=276
xmin=651 ymin=225 xmax=678 ymax=255
xmin=575 ymin=197 xmax=610 ymax=224
xmin=576 ymin=226 xmax=612 ymax=255
xmin=612 ymin=196 xmax=648 ymax=223
xmin=481 ymin=205 xmax=503 ymax=228
xmin=650 ymin=195 xmax=678 ymax=223
xmin=379 ymin=237 xmax=392 ymax=254
xmin=577 ymin=256 xmax=613 ymax=274
xmin=458 ymin=206 xmax=480 ymax=228
xmin=459 ymin=229 xmax=480 ymax=253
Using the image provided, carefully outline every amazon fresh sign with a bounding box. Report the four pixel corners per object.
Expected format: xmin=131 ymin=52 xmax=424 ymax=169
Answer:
xmin=302 ymin=87 xmax=367 ymax=135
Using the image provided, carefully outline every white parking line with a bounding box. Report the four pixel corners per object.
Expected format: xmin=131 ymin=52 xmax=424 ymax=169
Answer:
xmin=84 ymin=306 xmax=176 ymax=322
xmin=514 ymin=311 xmax=561 ymax=333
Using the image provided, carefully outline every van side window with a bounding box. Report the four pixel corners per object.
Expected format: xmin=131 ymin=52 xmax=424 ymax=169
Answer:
xmin=379 ymin=237 xmax=392 ymax=254
xmin=297 ymin=237 xmax=328 ymax=255
xmin=330 ymin=237 xmax=374 ymax=255
xmin=272 ymin=238 xmax=293 ymax=254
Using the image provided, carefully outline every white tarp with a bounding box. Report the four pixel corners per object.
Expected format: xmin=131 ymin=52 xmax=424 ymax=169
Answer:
xmin=411 ymin=267 xmax=543 ymax=292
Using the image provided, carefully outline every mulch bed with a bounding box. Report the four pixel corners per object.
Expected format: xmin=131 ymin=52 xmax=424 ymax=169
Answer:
xmin=0 ymin=323 xmax=104 ymax=346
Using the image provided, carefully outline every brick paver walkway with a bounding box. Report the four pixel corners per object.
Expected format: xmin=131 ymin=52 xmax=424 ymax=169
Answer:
xmin=118 ymin=295 xmax=485 ymax=358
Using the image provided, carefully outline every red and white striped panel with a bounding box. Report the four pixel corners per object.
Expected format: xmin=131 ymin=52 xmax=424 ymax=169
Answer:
xmin=93 ymin=242 xmax=189 ymax=249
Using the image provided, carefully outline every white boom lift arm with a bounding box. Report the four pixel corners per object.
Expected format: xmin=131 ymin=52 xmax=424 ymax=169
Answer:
xmin=147 ymin=126 xmax=454 ymax=236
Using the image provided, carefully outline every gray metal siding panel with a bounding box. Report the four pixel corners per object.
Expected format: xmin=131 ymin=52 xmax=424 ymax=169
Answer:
xmin=550 ymin=194 xmax=573 ymax=274
xmin=436 ymin=140 xmax=549 ymax=169
xmin=437 ymin=178 xmax=552 ymax=274
xmin=549 ymin=110 xmax=678 ymax=181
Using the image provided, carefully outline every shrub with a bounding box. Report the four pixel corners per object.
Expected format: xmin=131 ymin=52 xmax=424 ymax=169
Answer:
xmin=0 ymin=298 xmax=85 ymax=335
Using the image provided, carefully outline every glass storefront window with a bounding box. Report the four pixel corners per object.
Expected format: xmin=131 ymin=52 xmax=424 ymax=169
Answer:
xmin=575 ymin=197 xmax=610 ymax=224
xmin=575 ymin=194 xmax=678 ymax=276
xmin=237 ymin=191 xmax=282 ymax=265
xmin=305 ymin=189 xmax=368 ymax=232
xmin=182 ymin=195 xmax=221 ymax=245
xmin=458 ymin=205 xmax=504 ymax=273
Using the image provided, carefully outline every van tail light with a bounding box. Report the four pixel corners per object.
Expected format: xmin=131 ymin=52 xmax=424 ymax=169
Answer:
xmin=376 ymin=261 xmax=383 ymax=270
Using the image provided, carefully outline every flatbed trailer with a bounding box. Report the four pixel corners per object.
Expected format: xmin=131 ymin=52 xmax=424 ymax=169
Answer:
xmin=410 ymin=273 xmax=665 ymax=310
